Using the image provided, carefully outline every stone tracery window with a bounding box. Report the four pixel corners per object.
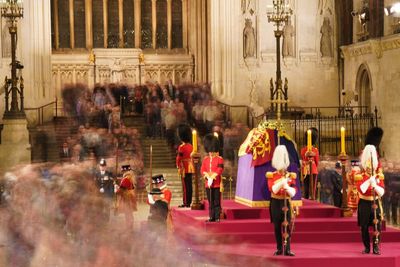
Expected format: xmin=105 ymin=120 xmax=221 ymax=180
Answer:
xmin=56 ymin=0 xmax=70 ymax=48
xmin=156 ymin=0 xmax=167 ymax=48
xmin=123 ymin=0 xmax=135 ymax=48
xmin=92 ymin=0 xmax=104 ymax=48
xmin=141 ymin=0 xmax=152 ymax=49
xmin=171 ymin=0 xmax=183 ymax=49
xmin=108 ymin=0 xmax=119 ymax=48
xmin=74 ymin=0 xmax=86 ymax=48
xmin=51 ymin=0 xmax=184 ymax=50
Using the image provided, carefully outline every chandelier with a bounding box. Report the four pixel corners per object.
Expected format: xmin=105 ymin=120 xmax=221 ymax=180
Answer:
xmin=267 ymin=0 xmax=292 ymax=28
xmin=1 ymin=0 xmax=23 ymax=23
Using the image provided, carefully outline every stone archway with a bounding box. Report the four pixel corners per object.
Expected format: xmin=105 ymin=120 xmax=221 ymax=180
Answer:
xmin=355 ymin=63 xmax=372 ymax=114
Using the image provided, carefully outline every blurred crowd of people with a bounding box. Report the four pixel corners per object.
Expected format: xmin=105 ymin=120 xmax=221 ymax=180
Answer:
xmin=60 ymin=83 xmax=145 ymax=179
xmin=0 ymin=164 xmax=203 ymax=267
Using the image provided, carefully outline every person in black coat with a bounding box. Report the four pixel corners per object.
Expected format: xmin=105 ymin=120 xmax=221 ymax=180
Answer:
xmin=332 ymin=162 xmax=343 ymax=208
xmin=94 ymin=158 xmax=115 ymax=220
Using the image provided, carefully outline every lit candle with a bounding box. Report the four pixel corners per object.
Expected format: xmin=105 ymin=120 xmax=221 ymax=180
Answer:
xmin=340 ymin=127 xmax=346 ymax=154
xmin=192 ymin=130 xmax=197 ymax=153
xmin=307 ymin=129 xmax=312 ymax=151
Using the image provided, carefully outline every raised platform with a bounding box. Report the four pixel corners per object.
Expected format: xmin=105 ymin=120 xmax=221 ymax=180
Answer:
xmin=172 ymin=199 xmax=400 ymax=266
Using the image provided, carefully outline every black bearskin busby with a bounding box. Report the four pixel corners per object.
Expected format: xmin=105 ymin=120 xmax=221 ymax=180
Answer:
xmin=304 ymin=127 xmax=319 ymax=146
xmin=203 ymin=133 xmax=220 ymax=153
xmin=178 ymin=124 xmax=192 ymax=143
xmin=364 ymin=127 xmax=384 ymax=148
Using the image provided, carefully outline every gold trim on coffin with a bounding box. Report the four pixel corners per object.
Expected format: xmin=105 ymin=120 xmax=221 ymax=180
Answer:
xmin=235 ymin=196 xmax=303 ymax=207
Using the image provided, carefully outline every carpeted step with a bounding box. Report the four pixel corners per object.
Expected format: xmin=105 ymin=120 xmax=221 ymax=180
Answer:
xmin=204 ymin=200 xmax=342 ymax=219
xmin=190 ymin=242 xmax=400 ymax=267
xmin=172 ymin=200 xmax=400 ymax=244
xmin=202 ymin=218 xmax=386 ymax=233
xmin=173 ymin=208 xmax=387 ymax=233
xmin=176 ymin=229 xmax=400 ymax=244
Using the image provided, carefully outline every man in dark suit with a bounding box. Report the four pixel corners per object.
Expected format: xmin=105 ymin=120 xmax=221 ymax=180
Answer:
xmin=166 ymin=79 xmax=176 ymax=99
xmin=60 ymin=142 xmax=71 ymax=163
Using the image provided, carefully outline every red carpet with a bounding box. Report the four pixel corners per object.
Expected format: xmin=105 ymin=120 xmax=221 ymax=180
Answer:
xmin=172 ymin=200 xmax=400 ymax=266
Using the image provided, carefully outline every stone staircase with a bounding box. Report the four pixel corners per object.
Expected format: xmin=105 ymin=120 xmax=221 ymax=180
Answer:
xmin=29 ymin=114 xmax=235 ymax=203
xmin=122 ymin=115 xmax=184 ymax=202
xmin=30 ymin=117 xmax=79 ymax=163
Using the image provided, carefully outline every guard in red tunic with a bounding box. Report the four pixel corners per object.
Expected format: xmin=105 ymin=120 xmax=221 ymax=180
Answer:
xmin=116 ymin=170 xmax=137 ymax=230
xmin=355 ymin=145 xmax=385 ymax=255
xmin=201 ymin=134 xmax=224 ymax=222
xmin=266 ymin=145 xmax=297 ymax=256
xmin=150 ymin=174 xmax=172 ymax=206
xmin=347 ymin=160 xmax=361 ymax=211
xmin=300 ymin=128 xmax=319 ymax=199
xmin=176 ymin=124 xmax=195 ymax=208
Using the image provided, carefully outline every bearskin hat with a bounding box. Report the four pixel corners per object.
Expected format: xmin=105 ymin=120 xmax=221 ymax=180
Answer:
xmin=271 ymin=145 xmax=290 ymax=171
xmin=304 ymin=127 xmax=318 ymax=146
xmin=178 ymin=124 xmax=192 ymax=143
xmin=203 ymin=133 xmax=220 ymax=153
xmin=364 ymin=127 xmax=383 ymax=147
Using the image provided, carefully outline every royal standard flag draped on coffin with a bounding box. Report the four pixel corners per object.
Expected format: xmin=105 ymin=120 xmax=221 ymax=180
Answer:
xmin=235 ymin=122 xmax=303 ymax=207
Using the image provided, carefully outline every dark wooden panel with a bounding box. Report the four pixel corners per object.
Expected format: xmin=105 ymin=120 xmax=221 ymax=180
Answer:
xmin=368 ymin=0 xmax=384 ymax=38
xmin=335 ymin=0 xmax=353 ymax=46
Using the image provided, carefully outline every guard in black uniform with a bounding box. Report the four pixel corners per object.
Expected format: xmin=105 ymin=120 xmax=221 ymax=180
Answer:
xmin=94 ymin=158 xmax=115 ymax=220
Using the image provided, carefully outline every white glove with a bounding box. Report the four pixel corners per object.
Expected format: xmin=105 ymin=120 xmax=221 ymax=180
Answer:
xmin=370 ymin=178 xmax=377 ymax=188
xmin=148 ymin=194 xmax=155 ymax=204
xmin=283 ymin=181 xmax=290 ymax=190
xmin=369 ymin=175 xmax=376 ymax=183
xmin=99 ymin=187 xmax=104 ymax=194
xmin=285 ymin=186 xmax=296 ymax=198
xmin=207 ymin=178 xmax=213 ymax=187
xmin=360 ymin=179 xmax=371 ymax=194
xmin=272 ymin=179 xmax=286 ymax=194
xmin=374 ymin=185 xmax=385 ymax=197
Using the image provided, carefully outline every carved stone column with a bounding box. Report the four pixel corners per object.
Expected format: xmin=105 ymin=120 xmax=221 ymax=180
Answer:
xmin=53 ymin=0 xmax=59 ymax=49
xmin=20 ymin=0 xmax=53 ymax=106
xmin=85 ymin=0 xmax=93 ymax=49
xmin=134 ymin=0 xmax=141 ymax=47
xmin=152 ymin=0 xmax=157 ymax=49
xmin=209 ymin=0 xmax=236 ymax=99
xmin=118 ymin=0 xmax=124 ymax=48
xmin=188 ymin=0 xmax=209 ymax=82
xmin=167 ymin=0 xmax=172 ymax=49
xmin=69 ymin=0 xmax=75 ymax=48
xmin=103 ymin=0 xmax=108 ymax=48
